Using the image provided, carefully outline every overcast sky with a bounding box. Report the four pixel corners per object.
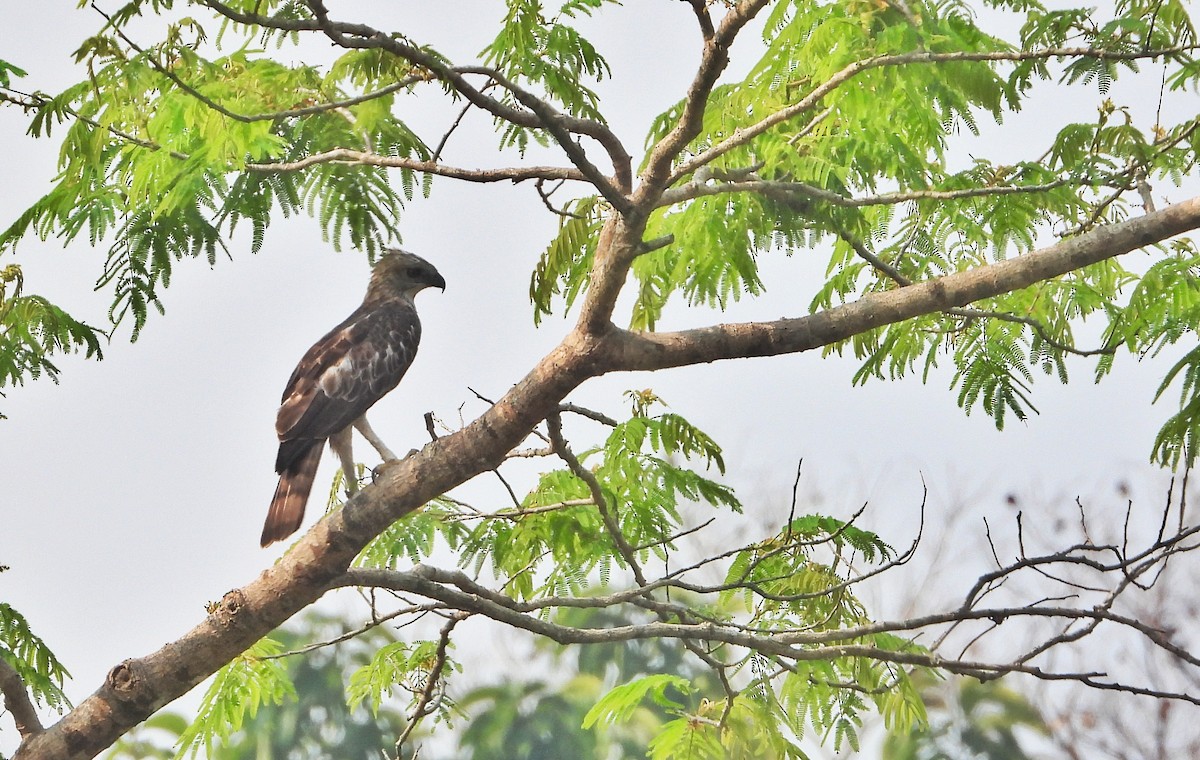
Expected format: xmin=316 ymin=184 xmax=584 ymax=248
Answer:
xmin=2 ymin=2 xmax=1197 ymax=755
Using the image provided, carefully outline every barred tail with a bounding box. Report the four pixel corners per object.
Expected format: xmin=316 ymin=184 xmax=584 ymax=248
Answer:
xmin=261 ymin=441 xmax=324 ymax=547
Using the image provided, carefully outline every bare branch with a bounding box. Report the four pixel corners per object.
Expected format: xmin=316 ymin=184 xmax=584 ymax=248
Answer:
xmin=244 ymin=147 xmax=585 ymax=183
xmin=659 ymin=175 xmax=1075 ymax=208
xmin=330 ymin=550 xmax=1200 ymax=706
xmin=455 ymin=66 xmax=634 ymax=198
xmin=395 ymin=613 xmax=464 ymax=755
xmin=261 ymin=603 xmax=445 ymax=660
xmin=558 ymin=401 xmax=620 ymax=427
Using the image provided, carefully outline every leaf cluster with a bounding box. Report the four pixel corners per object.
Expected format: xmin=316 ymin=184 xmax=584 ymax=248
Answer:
xmin=174 ymin=637 xmax=296 ymax=759
xmin=480 ymin=0 xmax=616 ymax=152
xmin=0 ymin=265 xmax=104 ymax=414
xmin=3 ymin=16 xmax=430 ymax=340
xmin=347 ymin=638 xmax=459 ymax=721
xmin=0 ymin=603 xmax=71 ymax=716
xmin=357 ymin=400 xmax=738 ymax=604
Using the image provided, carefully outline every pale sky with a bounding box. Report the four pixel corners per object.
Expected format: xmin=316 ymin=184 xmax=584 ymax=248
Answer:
xmin=2 ymin=2 xmax=1196 ymax=755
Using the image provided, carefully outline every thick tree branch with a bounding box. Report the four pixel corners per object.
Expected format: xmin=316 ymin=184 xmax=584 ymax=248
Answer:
xmin=0 ymin=657 xmax=43 ymax=739
xmin=830 ymin=225 xmax=1117 ymax=358
xmin=598 ymin=196 xmax=1200 ymax=372
xmin=15 ymin=197 xmax=1200 ymax=760
xmin=14 ymin=324 xmax=603 ymax=759
xmin=18 ymin=191 xmax=1200 ymax=760
xmin=16 ymin=24 xmax=1200 ymax=751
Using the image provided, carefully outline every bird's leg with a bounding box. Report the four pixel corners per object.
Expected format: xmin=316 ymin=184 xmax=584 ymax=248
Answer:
xmin=328 ymin=427 xmax=359 ymax=495
xmin=353 ymin=415 xmax=399 ymax=462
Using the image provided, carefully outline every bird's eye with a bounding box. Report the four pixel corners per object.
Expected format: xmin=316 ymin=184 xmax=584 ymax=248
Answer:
xmin=406 ymin=266 xmax=423 ymax=278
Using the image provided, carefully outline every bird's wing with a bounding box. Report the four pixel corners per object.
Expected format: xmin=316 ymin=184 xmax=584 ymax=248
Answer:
xmin=275 ymin=302 xmax=421 ymax=468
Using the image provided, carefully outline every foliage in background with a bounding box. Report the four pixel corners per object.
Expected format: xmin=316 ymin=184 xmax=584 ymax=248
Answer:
xmin=883 ymin=675 xmax=1050 ymax=760
xmin=106 ymin=613 xmax=410 ymax=760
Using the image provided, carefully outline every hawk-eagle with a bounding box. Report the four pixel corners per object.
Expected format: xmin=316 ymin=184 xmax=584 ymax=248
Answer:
xmin=261 ymin=250 xmax=445 ymax=547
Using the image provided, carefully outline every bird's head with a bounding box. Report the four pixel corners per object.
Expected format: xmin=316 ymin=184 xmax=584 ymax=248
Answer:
xmin=367 ymin=249 xmax=446 ymax=303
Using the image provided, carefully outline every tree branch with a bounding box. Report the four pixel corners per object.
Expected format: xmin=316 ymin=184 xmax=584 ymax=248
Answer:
xmin=637 ymin=0 xmax=772 ymax=200
xmin=682 ymin=0 xmax=715 ymax=40
xmin=830 ymin=224 xmax=1117 ymax=358
xmin=659 ymin=175 xmax=1075 ymax=208
xmin=0 ymin=657 xmax=43 ymax=739
xmin=194 ymin=0 xmax=632 ymax=208
xmin=395 ymin=612 xmax=463 ymax=755
xmin=598 ymin=195 xmax=1200 ymax=373
xmin=330 ymin=557 xmax=1200 ymax=706
xmin=670 ymin=44 xmax=1200 ymax=183
xmin=244 ymin=148 xmax=586 ymax=184
xmin=285 ymin=0 xmax=635 ymax=208
xmin=546 ymin=412 xmax=648 ymax=586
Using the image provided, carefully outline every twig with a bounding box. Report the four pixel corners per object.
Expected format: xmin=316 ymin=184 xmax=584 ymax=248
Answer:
xmin=784 ymin=458 xmax=803 ymax=539
xmin=669 ymin=44 xmax=1200 ymax=183
xmin=262 ymin=603 xmax=445 ymax=660
xmin=546 ymin=412 xmax=648 ymax=586
xmin=535 ymin=179 xmax=585 ymax=218
xmin=432 ymin=100 xmax=475 ymax=163
xmin=246 ymin=147 xmax=585 ymax=183
xmin=395 ymin=612 xmax=466 ymax=755
xmin=558 ymin=402 xmax=620 ymax=427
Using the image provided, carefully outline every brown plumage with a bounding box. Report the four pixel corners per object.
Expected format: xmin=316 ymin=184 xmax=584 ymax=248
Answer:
xmin=261 ymin=250 xmax=445 ymax=547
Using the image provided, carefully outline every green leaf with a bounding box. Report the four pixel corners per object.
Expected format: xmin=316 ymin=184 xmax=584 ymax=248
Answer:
xmin=647 ymin=715 xmax=724 ymax=760
xmin=582 ymin=673 xmax=690 ymax=730
xmin=345 ymin=640 xmax=411 ymax=717
xmin=0 ymin=58 xmax=28 ymax=88
xmin=0 ymin=265 xmax=104 ymax=416
xmin=0 ymin=602 xmax=72 ymax=714
xmin=175 ymin=637 xmax=296 ymax=759
xmin=530 ymin=195 xmax=601 ymax=323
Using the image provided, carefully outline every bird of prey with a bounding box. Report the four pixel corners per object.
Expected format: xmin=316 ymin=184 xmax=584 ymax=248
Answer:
xmin=260 ymin=250 xmax=446 ymax=547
